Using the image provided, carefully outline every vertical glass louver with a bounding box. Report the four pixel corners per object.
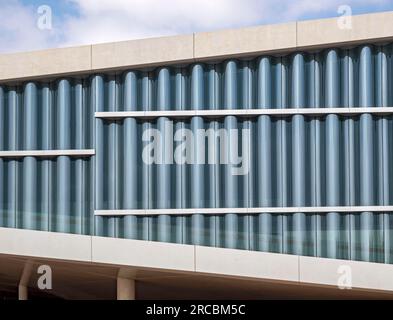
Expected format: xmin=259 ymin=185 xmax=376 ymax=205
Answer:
xmin=1 ymin=43 xmax=393 ymax=264
xmin=0 ymin=79 xmax=94 ymax=234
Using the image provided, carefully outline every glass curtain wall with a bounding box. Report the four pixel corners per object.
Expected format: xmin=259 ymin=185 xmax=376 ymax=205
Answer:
xmin=0 ymin=44 xmax=393 ymax=263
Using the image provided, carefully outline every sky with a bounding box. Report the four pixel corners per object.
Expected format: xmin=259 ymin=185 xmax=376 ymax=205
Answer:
xmin=0 ymin=0 xmax=392 ymax=54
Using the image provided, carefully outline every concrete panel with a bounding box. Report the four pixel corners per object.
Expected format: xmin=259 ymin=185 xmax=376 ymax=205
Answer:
xmin=0 ymin=12 xmax=393 ymax=82
xmin=194 ymin=22 xmax=297 ymax=60
xmin=195 ymin=246 xmax=299 ymax=282
xmin=0 ymin=227 xmax=91 ymax=262
xmin=0 ymin=46 xmax=91 ymax=82
xmin=299 ymin=256 xmax=393 ymax=292
xmin=297 ymin=11 xmax=393 ymax=49
xmin=91 ymin=34 xmax=194 ymax=71
xmin=1 ymin=226 xmax=393 ymax=294
xmin=91 ymin=237 xmax=195 ymax=272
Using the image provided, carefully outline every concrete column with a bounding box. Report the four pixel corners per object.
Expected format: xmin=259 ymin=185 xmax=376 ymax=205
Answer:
xmin=117 ymin=277 xmax=135 ymax=300
xmin=18 ymin=261 xmax=33 ymax=300
xmin=18 ymin=285 xmax=28 ymax=300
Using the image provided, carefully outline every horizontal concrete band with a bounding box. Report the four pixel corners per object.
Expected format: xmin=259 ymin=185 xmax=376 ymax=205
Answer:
xmin=1 ymin=227 xmax=393 ymax=292
xmin=0 ymin=149 xmax=95 ymax=158
xmin=1 ymin=11 xmax=393 ymax=82
xmin=94 ymin=206 xmax=393 ymax=216
xmin=95 ymin=107 xmax=393 ymax=119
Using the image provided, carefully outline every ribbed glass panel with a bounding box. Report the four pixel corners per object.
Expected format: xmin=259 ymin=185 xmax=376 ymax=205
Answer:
xmin=0 ymin=80 xmax=93 ymax=150
xmin=100 ymin=212 xmax=393 ymax=263
xmin=92 ymin=44 xmax=393 ymax=255
xmin=97 ymin=116 xmax=393 ymax=210
xmin=0 ymin=78 xmax=94 ymax=234
xmin=90 ymin=44 xmax=393 ymax=111
xmin=1 ymin=43 xmax=393 ymax=264
xmin=0 ymin=158 xmax=93 ymax=234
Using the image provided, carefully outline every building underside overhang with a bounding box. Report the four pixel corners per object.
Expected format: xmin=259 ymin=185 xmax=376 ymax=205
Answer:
xmin=0 ymin=227 xmax=392 ymax=299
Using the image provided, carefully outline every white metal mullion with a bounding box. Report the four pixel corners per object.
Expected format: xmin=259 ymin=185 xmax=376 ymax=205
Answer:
xmin=95 ymin=205 xmax=393 ymax=216
xmin=0 ymin=149 xmax=95 ymax=157
xmin=95 ymin=107 xmax=393 ymax=119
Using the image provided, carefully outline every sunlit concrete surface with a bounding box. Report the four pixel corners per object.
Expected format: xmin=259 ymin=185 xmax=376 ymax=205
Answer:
xmin=1 ymin=11 xmax=393 ymax=82
xmin=0 ymin=228 xmax=392 ymax=299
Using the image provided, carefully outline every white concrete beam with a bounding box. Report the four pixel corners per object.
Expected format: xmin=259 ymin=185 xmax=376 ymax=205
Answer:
xmin=299 ymin=256 xmax=393 ymax=292
xmin=95 ymin=205 xmax=393 ymax=216
xmin=0 ymin=46 xmax=91 ymax=82
xmin=94 ymin=107 xmax=393 ymax=121
xmin=0 ymin=228 xmax=92 ymax=262
xmin=194 ymin=22 xmax=297 ymax=60
xmin=91 ymin=34 xmax=194 ymax=71
xmin=1 ymin=11 xmax=393 ymax=81
xmin=0 ymin=149 xmax=95 ymax=158
xmin=297 ymin=11 xmax=393 ymax=49
xmin=91 ymin=236 xmax=195 ymax=272
xmin=1 ymin=227 xmax=393 ymax=294
xmin=195 ymin=246 xmax=299 ymax=282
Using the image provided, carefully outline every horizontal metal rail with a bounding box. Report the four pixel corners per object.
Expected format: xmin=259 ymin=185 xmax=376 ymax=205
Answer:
xmin=0 ymin=149 xmax=95 ymax=158
xmin=95 ymin=107 xmax=393 ymax=119
xmin=95 ymin=206 xmax=393 ymax=216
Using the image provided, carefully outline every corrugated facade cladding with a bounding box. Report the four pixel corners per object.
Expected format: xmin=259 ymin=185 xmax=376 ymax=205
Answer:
xmin=1 ymin=44 xmax=393 ymax=263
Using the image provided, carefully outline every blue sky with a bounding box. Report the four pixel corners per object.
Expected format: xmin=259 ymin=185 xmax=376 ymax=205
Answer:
xmin=1 ymin=0 xmax=393 ymax=53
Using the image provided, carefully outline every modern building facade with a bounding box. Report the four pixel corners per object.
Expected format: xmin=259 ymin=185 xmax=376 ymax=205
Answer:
xmin=1 ymin=11 xmax=393 ymax=299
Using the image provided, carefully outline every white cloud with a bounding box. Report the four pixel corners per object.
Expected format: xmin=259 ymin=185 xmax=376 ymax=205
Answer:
xmin=272 ymin=0 xmax=390 ymax=21
xmin=0 ymin=0 xmax=58 ymax=53
xmin=60 ymin=0 xmax=393 ymax=47
xmin=0 ymin=0 xmax=391 ymax=53
xmin=61 ymin=0 xmax=263 ymax=46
